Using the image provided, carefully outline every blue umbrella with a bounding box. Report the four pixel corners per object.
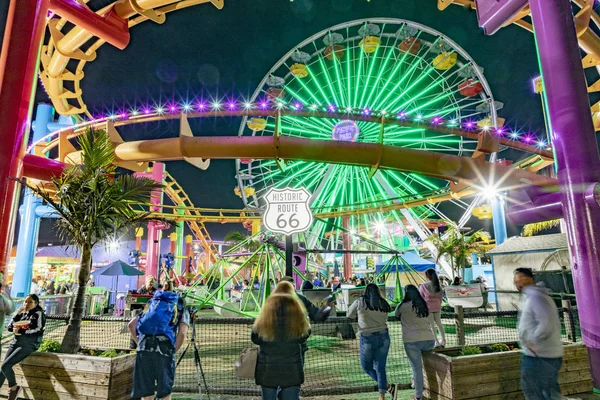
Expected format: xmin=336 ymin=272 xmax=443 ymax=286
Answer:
xmin=92 ymin=260 xmax=143 ymax=277
xmin=92 ymin=260 xmax=143 ymax=300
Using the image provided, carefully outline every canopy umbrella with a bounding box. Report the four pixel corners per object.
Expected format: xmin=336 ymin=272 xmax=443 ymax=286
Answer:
xmin=92 ymin=260 xmax=144 ymax=277
xmin=92 ymin=260 xmax=144 ymax=306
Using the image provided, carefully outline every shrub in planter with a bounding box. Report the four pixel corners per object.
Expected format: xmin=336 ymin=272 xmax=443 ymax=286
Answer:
xmin=1 ymin=339 xmax=136 ymax=400
xmin=423 ymin=342 xmax=592 ymax=400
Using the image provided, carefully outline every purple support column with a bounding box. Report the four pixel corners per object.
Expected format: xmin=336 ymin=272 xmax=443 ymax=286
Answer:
xmin=529 ymin=0 xmax=600 ymax=387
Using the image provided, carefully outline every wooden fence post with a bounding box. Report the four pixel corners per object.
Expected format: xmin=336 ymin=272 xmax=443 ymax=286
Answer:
xmin=455 ymin=305 xmax=466 ymax=346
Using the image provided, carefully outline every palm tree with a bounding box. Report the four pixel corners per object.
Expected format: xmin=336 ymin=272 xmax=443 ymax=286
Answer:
xmin=224 ymin=230 xmax=261 ymax=252
xmin=522 ymin=219 xmax=561 ymax=237
xmin=20 ymin=129 xmax=161 ymax=353
xmin=427 ymin=225 xmax=487 ymax=278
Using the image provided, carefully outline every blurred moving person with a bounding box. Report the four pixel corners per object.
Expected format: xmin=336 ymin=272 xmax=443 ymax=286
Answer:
xmin=514 ymin=268 xmax=563 ymax=400
xmin=419 ymin=269 xmax=446 ymax=347
xmin=347 ymin=283 xmax=394 ymax=400
xmin=396 ymin=285 xmax=435 ymax=400
xmin=251 ymin=292 xmax=310 ymax=400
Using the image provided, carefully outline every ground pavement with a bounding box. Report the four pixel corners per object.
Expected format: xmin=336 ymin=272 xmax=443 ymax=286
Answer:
xmin=172 ymin=392 xmax=600 ymax=400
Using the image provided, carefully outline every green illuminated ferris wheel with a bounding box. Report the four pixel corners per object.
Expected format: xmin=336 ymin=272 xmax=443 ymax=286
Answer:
xmin=236 ymin=18 xmax=498 ymax=249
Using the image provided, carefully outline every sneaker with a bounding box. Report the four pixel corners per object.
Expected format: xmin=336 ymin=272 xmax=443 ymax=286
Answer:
xmin=387 ymin=384 xmax=397 ymax=399
xmin=7 ymin=385 xmax=21 ymax=400
xmin=411 ymin=379 xmax=415 ymax=388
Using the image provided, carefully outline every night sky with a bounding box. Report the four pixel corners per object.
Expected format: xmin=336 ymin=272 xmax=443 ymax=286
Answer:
xmin=1 ymin=0 xmax=563 ymax=244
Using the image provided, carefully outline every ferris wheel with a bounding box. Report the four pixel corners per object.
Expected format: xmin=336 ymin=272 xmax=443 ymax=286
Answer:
xmin=236 ymin=18 xmax=499 ymax=249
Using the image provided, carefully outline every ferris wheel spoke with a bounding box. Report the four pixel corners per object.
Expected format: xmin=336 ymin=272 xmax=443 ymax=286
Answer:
xmin=358 ymin=25 xmax=387 ymax=109
xmin=363 ymin=34 xmax=402 ymax=109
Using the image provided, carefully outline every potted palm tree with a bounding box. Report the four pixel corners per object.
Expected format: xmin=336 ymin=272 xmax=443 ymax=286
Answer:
xmin=7 ymin=129 xmax=162 ymax=399
xmin=21 ymin=128 xmax=161 ymax=354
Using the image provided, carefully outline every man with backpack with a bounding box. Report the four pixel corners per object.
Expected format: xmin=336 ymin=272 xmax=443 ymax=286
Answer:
xmin=128 ymin=284 xmax=189 ymax=400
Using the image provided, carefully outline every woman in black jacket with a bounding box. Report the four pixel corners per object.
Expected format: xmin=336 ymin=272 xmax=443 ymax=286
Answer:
xmin=0 ymin=294 xmax=46 ymax=400
xmin=251 ymin=288 xmax=310 ymax=400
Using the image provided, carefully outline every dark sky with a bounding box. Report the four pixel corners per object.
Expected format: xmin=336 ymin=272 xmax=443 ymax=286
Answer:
xmin=1 ymin=0 xmax=563 ymax=243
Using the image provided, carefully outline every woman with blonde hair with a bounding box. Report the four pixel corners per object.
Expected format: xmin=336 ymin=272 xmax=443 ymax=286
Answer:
xmin=251 ymin=292 xmax=310 ymax=400
xmin=272 ymin=281 xmax=295 ymax=295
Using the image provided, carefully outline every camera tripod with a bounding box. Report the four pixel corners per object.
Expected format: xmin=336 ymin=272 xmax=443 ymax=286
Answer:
xmin=176 ymin=311 xmax=210 ymax=400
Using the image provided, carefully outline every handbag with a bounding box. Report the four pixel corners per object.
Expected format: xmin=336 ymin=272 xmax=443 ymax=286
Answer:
xmin=235 ymin=347 xmax=258 ymax=379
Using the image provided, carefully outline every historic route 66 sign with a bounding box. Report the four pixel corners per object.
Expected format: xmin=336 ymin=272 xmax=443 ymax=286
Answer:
xmin=263 ymin=187 xmax=313 ymax=235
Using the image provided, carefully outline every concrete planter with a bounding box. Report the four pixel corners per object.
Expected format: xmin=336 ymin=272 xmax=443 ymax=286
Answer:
xmin=0 ymin=350 xmax=135 ymax=400
xmin=423 ymin=343 xmax=592 ymax=399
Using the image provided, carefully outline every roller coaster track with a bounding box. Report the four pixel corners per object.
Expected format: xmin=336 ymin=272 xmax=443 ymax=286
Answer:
xmin=39 ymin=0 xmax=223 ymax=117
xmin=162 ymin=171 xmax=220 ymax=262
xmin=438 ymin=0 xmax=600 ymax=131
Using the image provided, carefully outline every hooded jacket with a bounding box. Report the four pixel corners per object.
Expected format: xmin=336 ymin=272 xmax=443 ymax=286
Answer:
xmin=518 ymin=284 xmax=563 ymax=359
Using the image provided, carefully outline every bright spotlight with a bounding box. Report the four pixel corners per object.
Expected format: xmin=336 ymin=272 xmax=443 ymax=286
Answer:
xmin=482 ymin=185 xmax=498 ymax=199
xmin=107 ymin=238 xmax=120 ymax=253
xmin=375 ymin=221 xmax=386 ymax=232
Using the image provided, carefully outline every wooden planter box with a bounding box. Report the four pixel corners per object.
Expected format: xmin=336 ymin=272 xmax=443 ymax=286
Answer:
xmin=423 ymin=343 xmax=592 ymax=400
xmin=0 ymin=350 xmax=135 ymax=400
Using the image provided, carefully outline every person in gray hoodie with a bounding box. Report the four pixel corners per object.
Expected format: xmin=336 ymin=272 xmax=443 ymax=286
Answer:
xmin=513 ymin=268 xmax=564 ymax=400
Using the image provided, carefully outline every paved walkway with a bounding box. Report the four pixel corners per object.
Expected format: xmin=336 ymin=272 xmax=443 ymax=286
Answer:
xmin=172 ymin=392 xmax=599 ymax=399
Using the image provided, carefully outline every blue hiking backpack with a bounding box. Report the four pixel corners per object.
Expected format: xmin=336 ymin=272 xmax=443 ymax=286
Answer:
xmin=137 ymin=290 xmax=182 ymax=344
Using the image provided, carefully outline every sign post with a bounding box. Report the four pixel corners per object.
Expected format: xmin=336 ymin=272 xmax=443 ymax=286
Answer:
xmin=263 ymin=187 xmax=313 ymax=277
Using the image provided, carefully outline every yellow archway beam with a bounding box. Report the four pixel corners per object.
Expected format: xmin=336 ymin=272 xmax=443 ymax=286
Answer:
xmin=111 ymin=135 xmax=557 ymax=189
xmin=38 ymin=109 xmax=554 ymax=159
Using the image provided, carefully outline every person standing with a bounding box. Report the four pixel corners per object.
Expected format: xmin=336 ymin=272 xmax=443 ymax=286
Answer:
xmin=128 ymin=288 xmax=189 ymax=400
xmin=419 ymin=269 xmax=446 ymax=347
xmin=1 ymin=294 xmax=45 ymax=400
xmin=0 ymin=283 xmax=13 ymax=337
xmin=347 ymin=284 xmax=394 ymax=400
xmin=396 ymin=285 xmax=435 ymax=400
xmin=513 ymin=268 xmax=563 ymax=400
xmin=252 ymin=293 xmax=310 ymax=400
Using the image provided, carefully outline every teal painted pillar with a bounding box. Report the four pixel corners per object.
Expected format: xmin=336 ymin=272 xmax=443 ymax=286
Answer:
xmin=491 ymin=196 xmax=508 ymax=245
xmin=12 ymin=104 xmax=54 ymax=297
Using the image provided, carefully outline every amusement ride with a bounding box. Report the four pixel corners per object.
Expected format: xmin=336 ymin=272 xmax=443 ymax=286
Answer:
xmin=2 ymin=0 xmax=600 ymax=384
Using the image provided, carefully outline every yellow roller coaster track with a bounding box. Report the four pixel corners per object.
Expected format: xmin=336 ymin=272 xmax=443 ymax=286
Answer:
xmin=40 ymin=0 xmax=223 ymax=117
xmin=162 ymin=171 xmax=221 ymax=262
xmin=438 ymin=0 xmax=600 ymax=131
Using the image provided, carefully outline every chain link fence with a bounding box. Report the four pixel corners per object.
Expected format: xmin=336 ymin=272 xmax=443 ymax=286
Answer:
xmin=31 ymin=306 xmax=581 ymax=396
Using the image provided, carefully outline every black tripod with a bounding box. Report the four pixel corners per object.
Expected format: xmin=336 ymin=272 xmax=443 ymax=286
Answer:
xmin=176 ymin=311 xmax=210 ymax=400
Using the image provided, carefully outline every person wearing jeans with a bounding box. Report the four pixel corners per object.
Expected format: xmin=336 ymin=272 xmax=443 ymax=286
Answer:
xmin=348 ymin=284 xmax=394 ymax=400
xmin=396 ymin=285 xmax=436 ymax=400
xmin=419 ymin=269 xmax=445 ymax=347
xmin=0 ymin=294 xmax=45 ymax=400
xmin=513 ymin=268 xmax=563 ymax=400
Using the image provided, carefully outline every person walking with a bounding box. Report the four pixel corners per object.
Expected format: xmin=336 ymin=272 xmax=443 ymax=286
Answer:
xmin=419 ymin=269 xmax=446 ymax=347
xmin=128 ymin=286 xmax=189 ymax=400
xmin=347 ymin=283 xmax=394 ymax=400
xmin=513 ymin=268 xmax=563 ymax=400
xmin=396 ymin=285 xmax=435 ymax=400
xmin=1 ymin=294 xmax=45 ymax=400
xmin=251 ymin=292 xmax=310 ymax=400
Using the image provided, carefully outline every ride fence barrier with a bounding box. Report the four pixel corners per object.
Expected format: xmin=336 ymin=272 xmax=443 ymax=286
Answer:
xmin=26 ymin=306 xmax=582 ymax=396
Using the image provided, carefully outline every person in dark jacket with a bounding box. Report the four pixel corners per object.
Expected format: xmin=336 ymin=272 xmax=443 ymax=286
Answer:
xmin=251 ymin=291 xmax=310 ymax=400
xmin=0 ymin=294 xmax=46 ymax=400
xmin=280 ymin=276 xmax=333 ymax=322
